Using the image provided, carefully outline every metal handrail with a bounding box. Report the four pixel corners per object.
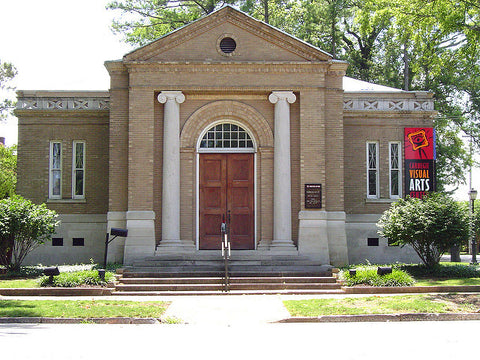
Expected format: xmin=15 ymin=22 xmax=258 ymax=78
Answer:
xmin=221 ymin=212 xmax=231 ymax=292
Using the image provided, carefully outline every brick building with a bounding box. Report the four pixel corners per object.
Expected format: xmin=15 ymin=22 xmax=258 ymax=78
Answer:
xmin=15 ymin=6 xmax=435 ymax=266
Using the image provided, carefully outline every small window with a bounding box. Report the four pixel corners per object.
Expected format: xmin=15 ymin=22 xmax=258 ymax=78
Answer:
xmin=366 ymin=142 xmax=379 ymax=198
xmin=389 ymin=142 xmax=401 ymax=198
xmin=72 ymin=238 xmax=84 ymax=247
xmin=367 ymin=238 xmax=379 ymax=246
xmin=52 ymin=238 xmax=63 ymax=247
xmin=49 ymin=141 xmax=62 ymax=199
xmin=72 ymin=141 xmax=85 ymax=199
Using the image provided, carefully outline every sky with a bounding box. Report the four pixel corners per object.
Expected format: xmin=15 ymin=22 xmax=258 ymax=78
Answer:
xmin=0 ymin=0 xmax=478 ymax=200
xmin=0 ymin=0 xmax=132 ymax=146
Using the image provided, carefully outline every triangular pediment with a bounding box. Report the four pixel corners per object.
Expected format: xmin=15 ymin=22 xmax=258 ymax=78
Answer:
xmin=124 ymin=6 xmax=332 ymax=63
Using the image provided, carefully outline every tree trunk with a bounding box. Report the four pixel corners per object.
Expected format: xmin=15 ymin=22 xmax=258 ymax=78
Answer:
xmin=263 ymin=0 xmax=269 ymax=24
xmin=403 ymin=44 xmax=409 ymax=91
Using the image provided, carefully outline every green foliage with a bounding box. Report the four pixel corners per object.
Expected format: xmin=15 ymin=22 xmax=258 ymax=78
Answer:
xmin=0 ymin=196 xmax=58 ymax=271
xmin=341 ymin=266 xmax=415 ymax=287
xmin=401 ymin=263 xmax=480 ymax=279
xmin=92 ymin=262 xmax=124 ymax=272
xmin=107 ymin=0 xmax=238 ymax=46
xmin=0 ymin=265 xmax=44 ymax=279
xmin=39 ymin=270 xmax=115 ymax=287
xmin=0 ymin=59 xmax=17 ymax=120
xmin=474 ymin=201 xmax=480 ymax=238
xmin=378 ymin=193 xmax=470 ymax=268
xmin=0 ymin=144 xmax=17 ymax=199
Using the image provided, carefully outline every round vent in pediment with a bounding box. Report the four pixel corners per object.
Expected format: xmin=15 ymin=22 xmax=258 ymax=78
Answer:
xmin=217 ymin=34 xmax=238 ymax=56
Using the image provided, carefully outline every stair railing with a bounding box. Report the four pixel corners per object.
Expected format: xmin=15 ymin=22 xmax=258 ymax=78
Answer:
xmin=221 ymin=212 xmax=231 ymax=292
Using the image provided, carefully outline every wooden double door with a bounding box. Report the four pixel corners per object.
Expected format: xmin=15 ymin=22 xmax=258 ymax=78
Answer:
xmin=199 ymin=153 xmax=255 ymax=250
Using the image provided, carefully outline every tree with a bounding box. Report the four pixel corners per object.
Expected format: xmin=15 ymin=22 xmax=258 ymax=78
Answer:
xmin=392 ymin=0 xmax=480 ymax=151
xmin=0 ymin=196 xmax=58 ymax=271
xmin=0 ymin=144 xmax=17 ymax=199
xmin=377 ymin=193 xmax=469 ymax=268
xmin=0 ymin=59 xmax=17 ymax=121
xmin=107 ymin=0 xmax=238 ymax=46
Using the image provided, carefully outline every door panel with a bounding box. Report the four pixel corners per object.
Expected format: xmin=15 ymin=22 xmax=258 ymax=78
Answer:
xmin=199 ymin=154 xmax=226 ymax=249
xmin=199 ymin=153 xmax=254 ymax=250
xmin=227 ymin=154 xmax=254 ymax=250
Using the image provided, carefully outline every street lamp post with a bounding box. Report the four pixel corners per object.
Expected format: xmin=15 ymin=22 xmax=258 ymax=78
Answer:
xmin=469 ymin=188 xmax=477 ymax=265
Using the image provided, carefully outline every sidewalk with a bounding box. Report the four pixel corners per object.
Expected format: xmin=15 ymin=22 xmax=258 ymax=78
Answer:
xmin=163 ymin=294 xmax=291 ymax=325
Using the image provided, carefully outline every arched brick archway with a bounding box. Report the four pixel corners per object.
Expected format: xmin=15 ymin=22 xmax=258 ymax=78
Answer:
xmin=180 ymin=100 xmax=273 ymax=149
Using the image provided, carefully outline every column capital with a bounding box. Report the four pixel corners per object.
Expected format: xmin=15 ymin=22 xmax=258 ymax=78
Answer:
xmin=269 ymin=91 xmax=296 ymax=104
xmin=157 ymin=91 xmax=185 ymax=104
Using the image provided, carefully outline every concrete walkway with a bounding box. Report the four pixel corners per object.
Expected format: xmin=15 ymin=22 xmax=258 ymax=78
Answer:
xmin=163 ymin=294 xmax=291 ymax=325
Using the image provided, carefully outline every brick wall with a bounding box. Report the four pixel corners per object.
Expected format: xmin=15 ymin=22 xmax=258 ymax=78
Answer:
xmin=16 ymin=112 xmax=109 ymax=214
xmin=344 ymin=113 xmax=434 ymax=214
xmin=106 ymin=62 xmax=129 ymax=212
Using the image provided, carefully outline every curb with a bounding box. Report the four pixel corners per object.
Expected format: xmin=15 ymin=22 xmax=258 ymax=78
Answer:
xmin=0 ymin=288 xmax=113 ymax=296
xmin=278 ymin=313 xmax=480 ymax=323
xmin=0 ymin=317 xmax=161 ymax=324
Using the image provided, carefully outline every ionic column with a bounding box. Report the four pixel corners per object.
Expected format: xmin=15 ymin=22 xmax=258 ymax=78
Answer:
xmin=269 ymin=91 xmax=297 ymax=250
xmin=157 ymin=91 xmax=185 ymax=245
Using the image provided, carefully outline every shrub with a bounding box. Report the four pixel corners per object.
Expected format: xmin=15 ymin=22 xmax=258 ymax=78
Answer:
xmin=401 ymin=263 xmax=480 ymax=278
xmin=341 ymin=266 xmax=415 ymax=287
xmin=0 ymin=196 xmax=58 ymax=270
xmin=378 ymin=193 xmax=469 ymax=268
xmin=39 ymin=270 xmax=115 ymax=287
xmin=0 ymin=266 xmax=44 ymax=279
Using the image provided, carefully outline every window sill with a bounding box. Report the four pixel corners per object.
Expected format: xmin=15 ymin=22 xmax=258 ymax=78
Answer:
xmin=47 ymin=198 xmax=86 ymax=204
xmin=365 ymin=198 xmax=398 ymax=204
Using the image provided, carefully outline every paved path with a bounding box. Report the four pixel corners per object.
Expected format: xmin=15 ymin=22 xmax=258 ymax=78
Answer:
xmin=163 ymin=294 xmax=291 ymax=325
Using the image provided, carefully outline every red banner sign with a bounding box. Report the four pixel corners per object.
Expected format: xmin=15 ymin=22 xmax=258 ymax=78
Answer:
xmin=404 ymin=128 xmax=436 ymax=199
xmin=404 ymin=127 xmax=435 ymax=160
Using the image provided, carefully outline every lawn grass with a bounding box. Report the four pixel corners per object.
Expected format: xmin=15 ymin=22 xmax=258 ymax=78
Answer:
xmin=0 ymin=300 xmax=169 ymax=318
xmin=284 ymin=294 xmax=480 ymax=317
xmin=0 ymin=279 xmax=40 ymax=288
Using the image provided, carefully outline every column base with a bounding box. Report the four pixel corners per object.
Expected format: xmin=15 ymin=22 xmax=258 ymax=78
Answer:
xmin=269 ymin=240 xmax=298 ymax=255
xmin=123 ymin=211 xmax=156 ymax=265
xmin=106 ymin=211 xmax=127 ymax=264
xmin=156 ymin=239 xmax=196 ymax=253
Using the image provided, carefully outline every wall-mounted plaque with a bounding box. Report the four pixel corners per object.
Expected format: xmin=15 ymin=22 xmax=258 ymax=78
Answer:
xmin=305 ymin=184 xmax=322 ymax=209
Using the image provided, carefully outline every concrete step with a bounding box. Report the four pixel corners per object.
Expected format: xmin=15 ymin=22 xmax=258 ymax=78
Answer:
xmin=114 ymin=274 xmax=342 ymax=294
xmin=118 ymin=276 xmax=337 ymax=285
xmin=115 ymin=282 xmax=341 ymax=292
xmin=145 ymin=252 xmax=315 ymax=261
xmin=114 ymin=283 xmax=226 ymax=292
xmin=119 ymin=277 xmax=225 ymax=285
xmin=110 ymin=289 xmax=346 ymax=296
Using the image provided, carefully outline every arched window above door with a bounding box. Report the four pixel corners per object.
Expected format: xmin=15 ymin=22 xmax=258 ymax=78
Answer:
xmin=199 ymin=123 xmax=254 ymax=150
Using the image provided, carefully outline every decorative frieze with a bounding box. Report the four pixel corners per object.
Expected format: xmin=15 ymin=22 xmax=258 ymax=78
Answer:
xmin=343 ymin=98 xmax=434 ymax=112
xmin=16 ymin=97 xmax=110 ymax=111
